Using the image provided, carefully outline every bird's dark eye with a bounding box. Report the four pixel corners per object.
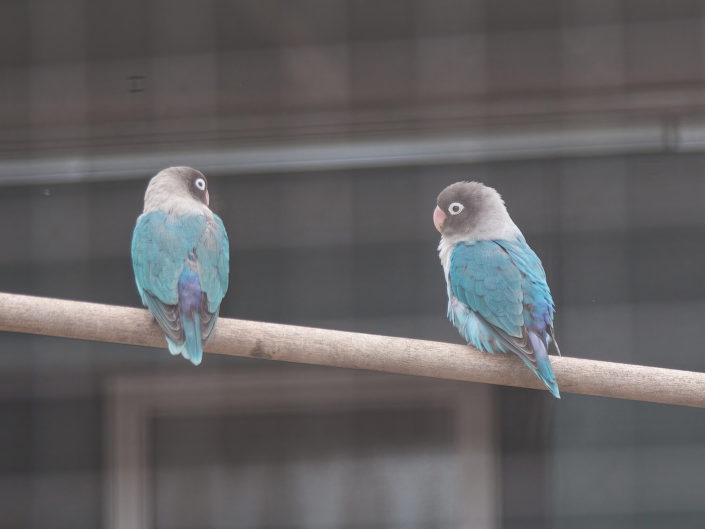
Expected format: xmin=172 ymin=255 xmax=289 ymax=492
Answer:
xmin=195 ymin=178 xmax=207 ymax=191
xmin=448 ymin=202 xmax=464 ymax=215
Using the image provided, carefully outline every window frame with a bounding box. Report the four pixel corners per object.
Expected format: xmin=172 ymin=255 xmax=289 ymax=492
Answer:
xmin=104 ymin=368 xmax=498 ymax=529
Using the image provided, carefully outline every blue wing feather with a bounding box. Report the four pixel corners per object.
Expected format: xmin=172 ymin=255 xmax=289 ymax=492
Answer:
xmin=450 ymin=242 xmax=524 ymax=336
xmin=131 ymin=210 xmax=229 ymax=365
xmin=448 ymin=239 xmax=560 ymax=398
xmin=195 ymin=214 xmax=229 ymax=314
xmin=132 ymin=211 xmax=182 ymax=305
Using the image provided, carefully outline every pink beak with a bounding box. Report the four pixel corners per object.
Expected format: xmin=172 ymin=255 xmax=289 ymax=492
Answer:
xmin=433 ymin=206 xmax=446 ymax=233
xmin=205 ymin=189 xmax=210 ymax=206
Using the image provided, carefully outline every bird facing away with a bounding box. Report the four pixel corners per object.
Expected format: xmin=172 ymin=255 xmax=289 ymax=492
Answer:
xmin=131 ymin=167 xmax=229 ymax=365
xmin=433 ymin=181 xmax=560 ymax=398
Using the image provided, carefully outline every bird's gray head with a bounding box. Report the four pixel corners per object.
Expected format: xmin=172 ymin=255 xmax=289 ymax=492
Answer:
xmin=434 ymin=181 xmax=516 ymax=241
xmin=143 ymin=166 xmax=211 ymax=213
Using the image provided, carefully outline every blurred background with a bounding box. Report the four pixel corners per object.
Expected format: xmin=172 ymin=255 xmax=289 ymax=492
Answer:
xmin=1 ymin=0 xmax=705 ymax=528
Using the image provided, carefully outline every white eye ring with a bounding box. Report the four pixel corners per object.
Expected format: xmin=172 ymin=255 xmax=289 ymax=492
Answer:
xmin=195 ymin=178 xmax=206 ymax=191
xmin=448 ymin=202 xmax=464 ymax=215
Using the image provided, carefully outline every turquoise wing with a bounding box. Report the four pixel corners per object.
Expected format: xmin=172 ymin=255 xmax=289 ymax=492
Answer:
xmin=194 ymin=213 xmax=229 ymax=341
xmin=497 ymin=238 xmax=558 ymax=348
xmin=449 ymin=241 xmax=525 ymax=338
xmin=131 ymin=211 xmax=229 ymax=346
xmin=448 ymin=240 xmax=539 ymax=370
xmin=132 ymin=210 xmax=183 ymax=306
xmin=448 ymin=239 xmax=560 ymax=397
xmin=196 ymin=214 xmax=229 ymax=315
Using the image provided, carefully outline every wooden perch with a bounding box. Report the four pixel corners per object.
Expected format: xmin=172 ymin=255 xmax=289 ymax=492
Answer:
xmin=0 ymin=292 xmax=703 ymax=408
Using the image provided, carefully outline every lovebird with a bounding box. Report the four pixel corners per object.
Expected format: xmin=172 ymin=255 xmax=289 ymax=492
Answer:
xmin=433 ymin=181 xmax=561 ymax=398
xmin=131 ymin=166 xmax=229 ymax=365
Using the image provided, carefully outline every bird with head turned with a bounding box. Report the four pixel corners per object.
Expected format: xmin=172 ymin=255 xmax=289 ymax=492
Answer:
xmin=434 ymin=181 xmax=561 ymax=398
xmin=131 ymin=166 xmax=229 ymax=365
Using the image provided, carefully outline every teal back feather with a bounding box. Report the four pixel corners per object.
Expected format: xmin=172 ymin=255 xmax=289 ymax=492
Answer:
xmin=495 ymin=238 xmax=556 ymax=330
xmin=449 ymin=241 xmax=524 ymax=338
xmin=131 ymin=210 xmax=229 ymax=364
xmin=447 ymin=239 xmax=559 ymax=397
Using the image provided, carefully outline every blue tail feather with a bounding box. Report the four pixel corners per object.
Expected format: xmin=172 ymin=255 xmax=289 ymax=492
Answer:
xmin=182 ymin=311 xmax=203 ymax=365
xmin=163 ymin=269 xmax=205 ymax=365
xmin=164 ymin=313 xmax=203 ymax=365
xmin=527 ymin=331 xmax=560 ymax=398
xmin=536 ymin=353 xmax=560 ymax=399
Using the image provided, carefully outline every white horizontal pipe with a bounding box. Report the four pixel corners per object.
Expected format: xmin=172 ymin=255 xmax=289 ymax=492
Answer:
xmin=0 ymin=118 xmax=687 ymax=186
